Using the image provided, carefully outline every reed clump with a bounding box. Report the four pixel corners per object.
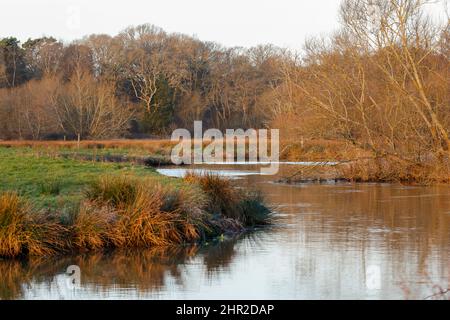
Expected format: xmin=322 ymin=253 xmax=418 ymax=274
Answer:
xmin=69 ymin=202 xmax=116 ymax=250
xmin=81 ymin=175 xmax=207 ymax=247
xmin=184 ymin=173 xmax=272 ymax=227
xmin=339 ymin=157 xmax=450 ymax=184
xmin=0 ymin=193 xmax=68 ymax=258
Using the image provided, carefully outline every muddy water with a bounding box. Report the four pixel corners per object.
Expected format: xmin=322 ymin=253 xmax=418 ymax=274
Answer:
xmin=1 ymin=165 xmax=449 ymax=300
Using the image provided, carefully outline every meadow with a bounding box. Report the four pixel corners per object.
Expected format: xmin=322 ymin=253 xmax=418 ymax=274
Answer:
xmin=0 ymin=145 xmax=271 ymax=259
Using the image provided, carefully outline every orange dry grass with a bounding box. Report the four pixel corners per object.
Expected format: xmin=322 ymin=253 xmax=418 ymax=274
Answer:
xmin=280 ymin=138 xmax=369 ymax=162
xmin=0 ymin=193 xmax=68 ymax=258
xmin=183 ymin=173 xmax=271 ymax=226
xmin=84 ymin=175 xmax=205 ymax=247
xmin=0 ymin=193 xmax=27 ymax=257
xmin=114 ymin=189 xmax=183 ymax=247
xmin=0 ymin=139 xmax=176 ymax=152
xmin=184 ymin=172 xmax=241 ymax=220
xmin=339 ymin=157 xmax=450 ymax=184
xmin=70 ymin=203 xmax=117 ymax=250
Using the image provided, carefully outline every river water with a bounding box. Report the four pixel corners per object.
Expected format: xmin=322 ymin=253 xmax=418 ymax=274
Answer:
xmin=1 ymin=164 xmax=449 ymax=300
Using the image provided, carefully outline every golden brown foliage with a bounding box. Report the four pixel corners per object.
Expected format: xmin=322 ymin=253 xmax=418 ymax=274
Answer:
xmin=0 ymin=193 xmax=67 ymax=258
xmin=273 ymin=0 xmax=450 ymax=183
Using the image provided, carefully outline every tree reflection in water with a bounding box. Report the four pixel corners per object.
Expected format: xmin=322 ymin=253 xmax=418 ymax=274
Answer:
xmin=0 ymin=237 xmax=249 ymax=300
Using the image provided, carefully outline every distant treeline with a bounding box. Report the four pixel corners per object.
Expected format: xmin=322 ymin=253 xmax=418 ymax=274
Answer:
xmin=0 ymin=24 xmax=285 ymax=140
xmin=1 ymin=0 xmax=450 ymax=181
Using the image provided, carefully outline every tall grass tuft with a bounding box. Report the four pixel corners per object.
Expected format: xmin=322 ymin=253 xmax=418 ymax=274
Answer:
xmin=183 ymin=173 xmax=272 ymax=227
xmin=0 ymin=193 xmax=68 ymax=258
xmin=159 ymin=187 xmax=208 ymax=241
xmin=24 ymin=211 xmax=68 ymax=256
xmin=69 ymin=203 xmax=117 ymax=250
xmin=85 ymin=175 xmax=206 ymax=247
xmin=85 ymin=175 xmax=139 ymax=207
xmin=238 ymin=191 xmax=272 ymax=226
xmin=0 ymin=193 xmax=29 ymax=258
xmin=184 ymin=173 xmax=241 ymax=219
xmin=37 ymin=179 xmax=62 ymax=196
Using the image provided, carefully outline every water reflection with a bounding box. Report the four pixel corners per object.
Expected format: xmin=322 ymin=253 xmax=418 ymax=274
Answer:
xmin=156 ymin=168 xmax=260 ymax=178
xmin=0 ymin=167 xmax=449 ymax=300
xmin=0 ymin=239 xmax=247 ymax=300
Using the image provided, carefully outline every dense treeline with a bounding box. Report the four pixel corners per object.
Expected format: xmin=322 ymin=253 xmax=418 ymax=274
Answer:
xmin=0 ymin=26 xmax=284 ymax=139
xmin=273 ymin=0 xmax=450 ymax=181
xmin=1 ymin=0 xmax=449 ymax=181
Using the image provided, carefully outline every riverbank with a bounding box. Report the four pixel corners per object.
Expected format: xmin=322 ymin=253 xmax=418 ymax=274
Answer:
xmin=280 ymin=139 xmax=450 ymax=185
xmin=0 ymin=148 xmax=271 ymax=259
xmin=278 ymin=157 xmax=450 ymax=185
xmin=2 ymin=139 xmax=448 ymax=185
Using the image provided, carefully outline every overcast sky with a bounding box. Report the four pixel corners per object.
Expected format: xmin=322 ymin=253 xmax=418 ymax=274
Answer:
xmin=1 ymin=0 xmax=447 ymax=49
xmin=0 ymin=0 xmax=345 ymax=49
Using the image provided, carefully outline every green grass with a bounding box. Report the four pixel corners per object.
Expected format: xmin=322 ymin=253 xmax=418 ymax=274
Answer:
xmin=0 ymin=148 xmax=177 ymax=209
xmin=0 ymin=146 xmax=272 ymax=259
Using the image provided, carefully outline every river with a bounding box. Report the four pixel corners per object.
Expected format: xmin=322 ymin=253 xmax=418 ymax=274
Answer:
xmin=1 ymin=164 xmax=449 ymax=300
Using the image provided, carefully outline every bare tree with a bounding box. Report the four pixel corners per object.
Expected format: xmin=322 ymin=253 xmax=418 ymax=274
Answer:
xmin=53 ymin=67 xmax=133 ymax=139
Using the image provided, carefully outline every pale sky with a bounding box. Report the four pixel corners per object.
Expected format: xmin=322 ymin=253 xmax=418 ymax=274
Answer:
xmin=0 ymin=0 xmax=344 ymax=49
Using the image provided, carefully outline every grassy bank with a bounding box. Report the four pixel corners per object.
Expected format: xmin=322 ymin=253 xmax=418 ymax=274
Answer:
xmin=0 ymin=148 xmax=271 ymax=259
xmin=0 ymin=147 xmax=170 ymax=208
xmin=0 ymin=139 xmax=176 ymax=168
xmin=2 ymin=139 xmax=448 ymax=184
